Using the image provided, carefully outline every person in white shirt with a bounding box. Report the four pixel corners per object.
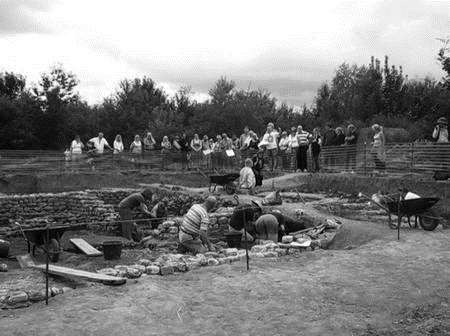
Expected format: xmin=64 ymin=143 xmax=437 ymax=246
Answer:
xmin=113 ymin=134 xmax=124 ymax=154
xmin=88 ymin=132 xmax=112 ymax=154
xmin=258 ymin=123 xmax=279 ymax=172
xmin=70 ymin=135 xmax=84 ymax=160
xmin=296 ymin=125 xmax=310 ymax=172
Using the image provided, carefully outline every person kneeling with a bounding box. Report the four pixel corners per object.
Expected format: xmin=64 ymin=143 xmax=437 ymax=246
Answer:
xmin=178 ymin=196 xmax=217 ymax=254
xmin=239 ymin=158 xmax=256 ymax=194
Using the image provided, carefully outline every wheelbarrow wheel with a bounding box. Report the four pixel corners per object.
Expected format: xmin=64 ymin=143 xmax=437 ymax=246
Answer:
xmin=48 ymin=238 xmax=61 ymax=263
xmin=418 ymin=210 xmax=439 ymax=231
xmin=225 ymin=182 xmax=236 ymax=195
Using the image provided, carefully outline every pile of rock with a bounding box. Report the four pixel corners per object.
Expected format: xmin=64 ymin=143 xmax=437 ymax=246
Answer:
xmin=0 ymin=191 xmax=117 ymax=236
xmin=0 ymin=287 xmax=67 ymax=309
xmin=96 ymin=243 xmax=305 ymax=280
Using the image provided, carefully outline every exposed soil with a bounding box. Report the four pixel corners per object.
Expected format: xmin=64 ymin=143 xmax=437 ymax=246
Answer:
xmin=0 ymin=173 xmax=449 ymax=335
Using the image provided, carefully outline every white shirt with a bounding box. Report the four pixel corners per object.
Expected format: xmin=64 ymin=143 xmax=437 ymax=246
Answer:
xmin=113 ymin=140 xmax=124 ymax=153
xmin=278 ymin=137 xmax=291 ymax=150
xmin=288 ymin=134 xmax=298 ymax=148
xmin=89 ymin=137 xmax=109 ymax=154
xmin=70 ymin=140 xmax=83 ymax=154
xmin=259 ymin=130 xmax=279 ymax=150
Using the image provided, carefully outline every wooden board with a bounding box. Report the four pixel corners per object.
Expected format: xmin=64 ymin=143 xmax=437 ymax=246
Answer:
xmin=70 ymin=238 xmax=102 ymax=257
xmin=32 ymin=264 xmax=126 ymax=285
xmin=16 ymin=254 xmax=36 ymax=269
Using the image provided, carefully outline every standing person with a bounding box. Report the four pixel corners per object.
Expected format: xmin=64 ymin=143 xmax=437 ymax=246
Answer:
xmin=322 ymin=124 xmax=336 ymax=147
xmin=371 ymin=124 xmax=386 ymax=172
xmin=296 ymin=125 xmax=310 ymax=172
xmin=247 ymin=131 xmax=259 ymax=151
xmin=88 ymin=132 xmax=112 ymax=154
xmin=118 ymin=189 xmax=154 ymax=241
xmin=334 ymin=127 xmax=346 ymax=170
xmin=258 ymin=123 xmax=279 ymax=172
xmin=202 ymin=135 xmax=211 ymax=169
xmin=70 ymin=135 xmax=84 ymax=160
xmin=432 ymin=117 xmax=448 ymax=143
xmin=322 ymin=124 xmax=336 ymax=169
xmin=178 ymin=132 xmax=191 ymax=170
xmin=130 ymin=135 xmax=143 ymax=154
xmin=178 ymin=196 xmax=217 ymax=254
xmin=310 ymin=128 xmax=322 ymax=172
xmin=278 ymin=131 xmax=290 ymax=170
xmin=252 ymin=149 xmax=265 ymax=187
xmin=239 ymin=126 xmax=251 ymax=150
xmin=344 ymin=124 xmax=358 ymax=172
xmin=288 ymin=127 xmax=299 ymax=170
xmin=335 ymin=127 xmax=345 ymax=145
xmin=113 ymin=134 xmax=124 ymax=154
xmin=190 ymin=133 xmax=202 ymax=168
xmin=143 ymin=132 xmax=156 ymax=151
xmin=161 ymin=136 xmax=172 ymax=170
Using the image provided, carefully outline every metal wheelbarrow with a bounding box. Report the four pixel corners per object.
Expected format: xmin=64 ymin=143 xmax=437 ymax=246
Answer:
xmin=208 ymin=173 xmax=240 ymax=194
xmin=15 ymin=222 xmax=87 ymax=262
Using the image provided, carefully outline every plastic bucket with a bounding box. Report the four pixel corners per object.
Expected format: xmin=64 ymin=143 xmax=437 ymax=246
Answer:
xmin=0 ymin=239 xmax=10 ymax=258
xmin=224 ymin=232 xmax=242 ymax=248
xmin=102 ymin=241 xmax=122 ymax=260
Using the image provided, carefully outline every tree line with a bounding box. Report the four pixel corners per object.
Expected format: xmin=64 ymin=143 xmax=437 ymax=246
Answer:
xmin=1 ymin=46 xmax=449 ymax=150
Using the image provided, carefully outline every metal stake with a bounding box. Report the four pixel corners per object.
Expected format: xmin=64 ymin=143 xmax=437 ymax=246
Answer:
xmin=45 ymin=224 xmax=49 ymax=305
xmin=242 ymin=210 xmax=249 ymax=271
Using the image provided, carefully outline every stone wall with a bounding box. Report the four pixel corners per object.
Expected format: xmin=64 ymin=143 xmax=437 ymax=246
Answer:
xmin=0 ymin=187 xmax=235 ymax=237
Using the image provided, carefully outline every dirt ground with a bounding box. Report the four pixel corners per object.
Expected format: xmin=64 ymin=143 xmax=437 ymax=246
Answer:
xmin=1 ymin=174 xmax=449 ymax=335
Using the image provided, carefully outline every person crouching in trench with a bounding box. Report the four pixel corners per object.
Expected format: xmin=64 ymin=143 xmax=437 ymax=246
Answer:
xmin=178 ymin=196 xmax=217 ymax=254
xmin=228 ymin=202 xmax=280 ymax=243
xmin=228 ymin=202 xmax=309 ymax=243
xmin=118 ymin=189 xmax=154 ymax=241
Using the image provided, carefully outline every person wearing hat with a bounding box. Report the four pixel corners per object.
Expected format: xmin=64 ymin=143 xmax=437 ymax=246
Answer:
xmin=118 ymin=189 xmax=154 ymax=241
xmin=433 ymin=117 xmax=448 ymax=143
xmin=178 ymin=196 xmax=217 ymax=254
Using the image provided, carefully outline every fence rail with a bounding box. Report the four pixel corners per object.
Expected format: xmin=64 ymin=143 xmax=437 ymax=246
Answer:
xmin=0 ymin=143 xmax=449 ymax=175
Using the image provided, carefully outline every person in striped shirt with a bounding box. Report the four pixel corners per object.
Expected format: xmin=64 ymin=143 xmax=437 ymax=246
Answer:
xmin=178 ymin=196 xmax=217 ymax=254
xmin=296 ymin=125 xmax=310 ymax=172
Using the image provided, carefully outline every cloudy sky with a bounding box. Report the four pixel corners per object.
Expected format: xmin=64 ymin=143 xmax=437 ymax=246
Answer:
xmin=0 ymin=0 xmax=448 ymax=108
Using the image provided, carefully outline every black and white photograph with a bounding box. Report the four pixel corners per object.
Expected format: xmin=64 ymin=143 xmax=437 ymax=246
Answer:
xmin=0 ymin=0 xmax=449 ymax=335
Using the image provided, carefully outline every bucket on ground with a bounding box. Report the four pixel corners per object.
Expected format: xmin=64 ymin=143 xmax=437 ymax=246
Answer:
xmin=224 ymin=232 xmax=242 ymax=248
xmin=102 ymin=241 xmax=122 ymax=260
xmin=0 ymin=239 xmax=10 ymax=258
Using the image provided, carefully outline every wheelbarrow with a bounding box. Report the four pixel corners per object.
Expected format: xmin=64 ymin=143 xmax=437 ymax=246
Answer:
xmin=15 ymin=222 xmax=87 ymax=262
xmin=208 ymin=173 xmax=240 ymax=194
xmin=359 ymin=193 xmax=441 ymax=231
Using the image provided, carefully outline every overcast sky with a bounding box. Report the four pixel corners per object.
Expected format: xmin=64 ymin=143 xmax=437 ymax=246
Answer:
xmin=0 ymin=0 xmax=448 ymax=108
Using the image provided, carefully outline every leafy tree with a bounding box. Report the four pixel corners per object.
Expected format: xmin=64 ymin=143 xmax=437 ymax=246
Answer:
xmin=0 ymin=72 xmax=26 ymax=99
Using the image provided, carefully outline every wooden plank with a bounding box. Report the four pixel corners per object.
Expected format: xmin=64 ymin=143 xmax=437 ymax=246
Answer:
xmin=32 ymin=264 xmax=126 ymax=285
xmin=16 ymin=254 xmax=36 ymax=269
xmin=70 ymin=238 xmax=102 ymax=257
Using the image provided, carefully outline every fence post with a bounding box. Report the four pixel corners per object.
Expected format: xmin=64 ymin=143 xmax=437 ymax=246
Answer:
xmin=363 ymin=142 xmax=367 ymax=175
xmin=410 ymin=142 xmax=414 ymax=173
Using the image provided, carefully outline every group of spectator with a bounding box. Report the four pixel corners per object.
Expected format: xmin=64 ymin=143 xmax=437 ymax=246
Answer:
xmin=67 ymin=116 xmax=448 ymax=175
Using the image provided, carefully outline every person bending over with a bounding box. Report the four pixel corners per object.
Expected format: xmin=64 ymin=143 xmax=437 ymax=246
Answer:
xmin=118 ymin=189 xmax=154 ymax=241
xmin=228 ymin=202 xmax=280 ymax=243
xmin=178 ymin=196 xmax=217 ymax=254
